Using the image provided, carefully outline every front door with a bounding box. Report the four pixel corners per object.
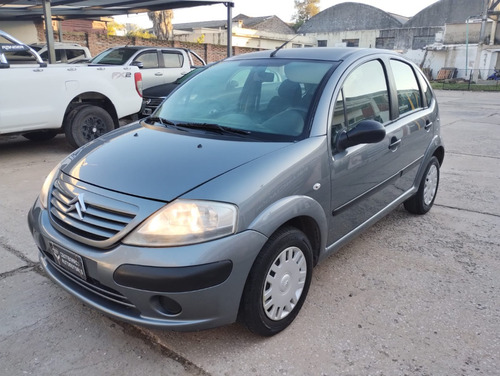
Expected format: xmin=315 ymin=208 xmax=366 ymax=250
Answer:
xmin=327 ymin=59 xmax=405 ymax=244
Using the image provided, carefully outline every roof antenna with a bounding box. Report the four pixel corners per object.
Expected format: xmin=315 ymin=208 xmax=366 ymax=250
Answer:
xmin=270 ymin=34 xmax=301 ymax=57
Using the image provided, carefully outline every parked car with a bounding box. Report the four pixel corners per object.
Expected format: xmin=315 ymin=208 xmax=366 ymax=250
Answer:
xmin=2 ymin=41 xmax=91 ymax=64
xmin=30 ymin=42 xmax=91 ymax=63
xmin=140 ymin=64 xmax=213 ymax=116
xmin=29 ymin=47 xmax=444 ymax=336
xmin=89 ymin=46 xmax=206 ymax=89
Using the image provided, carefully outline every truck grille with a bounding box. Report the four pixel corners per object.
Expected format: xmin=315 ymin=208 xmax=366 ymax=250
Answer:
xmin=49 ymin=178 xmax=138 ymax=247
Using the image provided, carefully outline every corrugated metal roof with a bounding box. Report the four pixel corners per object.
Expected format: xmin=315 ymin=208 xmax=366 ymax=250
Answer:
xmin=0 ymin=0 xmax=231 ymax=20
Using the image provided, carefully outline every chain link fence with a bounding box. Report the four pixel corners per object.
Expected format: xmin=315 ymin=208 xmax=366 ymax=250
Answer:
xmin=430 ymin=68 xmax=500 ymax=91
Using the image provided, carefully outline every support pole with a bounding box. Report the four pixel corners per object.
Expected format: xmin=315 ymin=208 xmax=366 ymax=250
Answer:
xmin=225 ymin=2 xmax=234 ymax=57
xmin=42 ymin=0 xmax=55 ymax=64
xmin=479 ymin=0 xmax=490 ymax=43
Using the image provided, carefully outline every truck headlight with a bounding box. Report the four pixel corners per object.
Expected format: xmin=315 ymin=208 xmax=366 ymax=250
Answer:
xmin=123 ymin=200 xmax=237 ymax=247
xmin=39 ymin=163 xmax=61 ymax=209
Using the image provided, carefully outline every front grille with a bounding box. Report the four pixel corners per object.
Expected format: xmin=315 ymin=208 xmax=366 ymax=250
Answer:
xmin=43 ymin=249 xmax=136 ymax=309
xmin=145 ymin=97 xmax=164 ymax=107
xmin=49 ymin=178 xmax=138 ymax=247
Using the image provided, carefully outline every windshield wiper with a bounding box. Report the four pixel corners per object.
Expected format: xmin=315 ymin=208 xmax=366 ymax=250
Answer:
xmin=146 ymin=116 xmax=176 ymax=127
xmin=177 ymin=122 xmax=251 ymax=136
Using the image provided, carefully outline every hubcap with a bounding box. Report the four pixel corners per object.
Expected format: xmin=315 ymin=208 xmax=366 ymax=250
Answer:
xmin=263 ymin=246 xmax=307 ymax=321
xmin=81 ymin=116 xmax=106 ymax=142
xmin=423 ymin=164 xmax=438 ymax=206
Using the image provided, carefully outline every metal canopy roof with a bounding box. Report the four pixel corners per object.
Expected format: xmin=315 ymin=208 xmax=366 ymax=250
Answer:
xmin=0 ymin=0 xmax=235 ymax=60
xmin=0 ymin=0 xmax=232 ymax=20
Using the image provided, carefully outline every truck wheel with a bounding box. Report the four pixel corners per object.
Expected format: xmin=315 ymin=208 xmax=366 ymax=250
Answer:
xmin=65 ymin=105 xmax=114 ymax=148
xmin=23 ymin=130 xmax=58 ymax=142
xmin=241 ymin=226 xmax=313 ymax=336
xmin=404 ymin=156 xmax=440 ymax=215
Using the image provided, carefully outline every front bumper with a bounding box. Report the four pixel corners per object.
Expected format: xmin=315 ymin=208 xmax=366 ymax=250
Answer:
xmin=28 ymin=199 xmax=267 ymax=331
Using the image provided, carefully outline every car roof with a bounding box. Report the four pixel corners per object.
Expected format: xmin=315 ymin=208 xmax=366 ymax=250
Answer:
xmin=227 ymin=47 xmax=400 ymax=63
xmin=109 ymin=46 xmax=185 ymax=52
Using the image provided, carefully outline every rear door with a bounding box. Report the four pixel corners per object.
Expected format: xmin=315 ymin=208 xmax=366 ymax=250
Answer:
xmin=132 ymin=49 xmax=164 ymax=89
xmin=160 ymin=50 xmax=189 ymax=84
xmin=385 ymin=58 xmax=436 ymax=192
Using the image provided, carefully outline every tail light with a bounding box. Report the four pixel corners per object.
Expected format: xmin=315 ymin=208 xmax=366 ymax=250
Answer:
xmin=134 ymin=72 xmax=143 ymax=97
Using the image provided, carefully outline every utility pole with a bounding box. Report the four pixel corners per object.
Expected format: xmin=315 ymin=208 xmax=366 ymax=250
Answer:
xmin=479 ymin=0 xmax=490 ymax=43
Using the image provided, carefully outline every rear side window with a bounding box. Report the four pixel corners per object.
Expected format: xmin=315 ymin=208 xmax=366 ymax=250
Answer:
xmin=417 ymin=70 xmax=433 ymax=107
xmin=162 ymin=52 xmax=184 ymax=68
xmin=390 ymin=60 xmax=423 ymax=115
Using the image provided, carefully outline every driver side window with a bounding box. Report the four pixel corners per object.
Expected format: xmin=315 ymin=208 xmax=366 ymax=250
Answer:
xmin=332 ymin=60 xmax=390 ymax=153
xmin=135 ymin=51 xmax=159 ymax=69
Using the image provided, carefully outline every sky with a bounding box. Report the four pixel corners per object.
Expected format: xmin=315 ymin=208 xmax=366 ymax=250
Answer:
xmin=114 ymin=0 xmax=439 ymax=27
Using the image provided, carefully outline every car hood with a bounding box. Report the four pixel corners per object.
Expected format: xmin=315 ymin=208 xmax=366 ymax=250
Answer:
xmin=61 ymin=123 xmax=289 ymax=202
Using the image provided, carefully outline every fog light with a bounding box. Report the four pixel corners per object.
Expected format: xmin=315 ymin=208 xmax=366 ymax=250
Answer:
xmin=152 ymin=296 xmax=182 ymax=316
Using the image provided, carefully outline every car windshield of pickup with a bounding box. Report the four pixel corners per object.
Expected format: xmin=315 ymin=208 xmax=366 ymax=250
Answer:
xmin=90 ymin=47 xmax=137 ymax=65
xmin=151 ymin=59 xmax=336 ymax=141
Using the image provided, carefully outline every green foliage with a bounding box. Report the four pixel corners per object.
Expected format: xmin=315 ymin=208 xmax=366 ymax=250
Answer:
xmin=293 ymin=0 xmax=320 ymax=29
xmin=197 ymin=34 xmax=205 ymax=44
xmin=126 ymin=29 xmax=155 ymax=39
xmin=431 ymin=81 xmax=500 ymax=91
xmin=107 ymin=21 xmax=125 ymax=36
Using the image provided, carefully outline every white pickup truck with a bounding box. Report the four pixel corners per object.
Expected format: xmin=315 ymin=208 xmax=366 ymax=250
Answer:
xmin=0 ymin=30 xmax=143 ymax=148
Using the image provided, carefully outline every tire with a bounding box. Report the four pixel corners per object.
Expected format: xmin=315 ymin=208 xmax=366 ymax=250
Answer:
xmin=22 ymin=130 xmax=58 ymax=142
xmin=64 ymin=105 xmax=114 ymax=148
xmin=404 ymin=156 xmax=440 ymax=215
xmin=241 ymin=226 xmax=313 ymax=336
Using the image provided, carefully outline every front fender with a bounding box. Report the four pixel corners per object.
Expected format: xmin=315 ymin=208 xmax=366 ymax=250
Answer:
xmin=247 ymin=195 xmax=328 ymax=253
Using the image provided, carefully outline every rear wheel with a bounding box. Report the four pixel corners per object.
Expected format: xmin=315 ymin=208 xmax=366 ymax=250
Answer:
xmin=404 ymin=156 xmax=440 ymax=214
xmin=241 ymin=227 xmax=313 ymax=336
xmin=64 ymin=105 xmax=114 ymax=148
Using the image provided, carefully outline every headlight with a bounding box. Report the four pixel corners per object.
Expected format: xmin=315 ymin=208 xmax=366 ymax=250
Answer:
xmin=39 ymin=163 xmax=61 ymax=209
xmin=123 ymin=200 xmax=237 ymax=247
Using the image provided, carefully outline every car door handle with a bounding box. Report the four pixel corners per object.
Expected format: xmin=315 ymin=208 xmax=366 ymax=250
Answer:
xmin=389 ymin=137 xmax=401 ymax=151
xmin=424 ymin=120 xmax=433 ymax=130
xmin=154 ymin=72 xmax=163 ymax=76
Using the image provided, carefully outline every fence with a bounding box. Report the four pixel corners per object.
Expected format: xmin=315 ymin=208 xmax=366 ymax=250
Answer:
xmin=432 ymin=68 xmax=500 ymax=91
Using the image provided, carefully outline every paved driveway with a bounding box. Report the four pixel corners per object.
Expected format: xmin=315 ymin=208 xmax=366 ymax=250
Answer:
xmin=1 ymin=90 xmax=499 ymax=375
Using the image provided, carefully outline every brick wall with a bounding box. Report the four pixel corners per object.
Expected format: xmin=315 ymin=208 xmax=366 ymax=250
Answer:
xmin=37 ymin=27 xmax=264 ymax=63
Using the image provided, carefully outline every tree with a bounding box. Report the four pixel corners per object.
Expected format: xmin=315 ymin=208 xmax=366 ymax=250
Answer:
xmin=293 ymin=0 xmax=320 ymax=30
xmin=106 ymin=20 xmax=126 ymax=36
xmin=148 ymin=10 xmax=174 ymax=40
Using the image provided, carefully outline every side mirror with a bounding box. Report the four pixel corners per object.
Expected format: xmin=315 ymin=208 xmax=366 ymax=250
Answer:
xmin=131 ymin=61 xmax=144 ymax=69
xmin=336 ymin=119 xmax=386 ymax=151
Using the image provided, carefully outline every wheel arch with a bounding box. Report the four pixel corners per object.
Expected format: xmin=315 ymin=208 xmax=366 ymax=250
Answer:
xmin=433 ymin=145 xmax=445 ymax=167
xmin=412 ymin=135 xmax=445 ymax=189
xmin=64 ymin=92 xmax=119 ymax=129
xmin=247 ymin=195 xmax=328 ymax=267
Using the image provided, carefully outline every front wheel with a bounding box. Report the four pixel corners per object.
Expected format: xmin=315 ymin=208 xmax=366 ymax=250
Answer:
xmin=241 ymin=227 xmax=313 ymax=336
xmin=64 ymin=105 xmax=115 ymax=148
xmin=404 ymin=156 xmax=440 ymax=214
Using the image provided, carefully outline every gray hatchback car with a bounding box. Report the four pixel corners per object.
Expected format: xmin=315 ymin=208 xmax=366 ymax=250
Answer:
xmin=28 ymin=47 xmax=444 ymax=336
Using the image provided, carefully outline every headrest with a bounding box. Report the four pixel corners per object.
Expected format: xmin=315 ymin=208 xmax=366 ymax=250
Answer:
xmin=279 ymin=79 xmax=301 ymax=101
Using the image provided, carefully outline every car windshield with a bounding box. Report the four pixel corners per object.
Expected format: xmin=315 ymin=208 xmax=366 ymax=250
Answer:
xmin=90 ymin=47 xmax=137 ymax=65
xmin=153 ymin=59 xmax=336 ymax=141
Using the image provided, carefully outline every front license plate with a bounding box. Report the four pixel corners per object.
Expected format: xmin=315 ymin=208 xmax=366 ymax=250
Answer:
xmin=50 ymin=243 xmax=87 ymax=280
